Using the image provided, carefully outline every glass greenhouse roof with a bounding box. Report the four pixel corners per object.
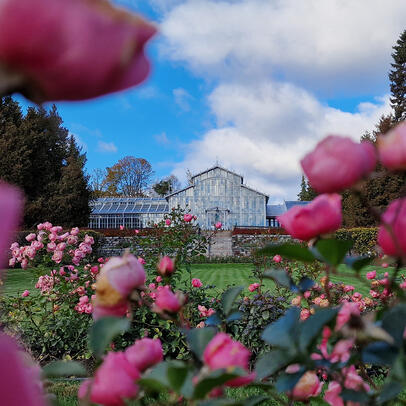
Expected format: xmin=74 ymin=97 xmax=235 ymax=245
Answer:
xmin=90 ymin=198 xmax=169 ymax=214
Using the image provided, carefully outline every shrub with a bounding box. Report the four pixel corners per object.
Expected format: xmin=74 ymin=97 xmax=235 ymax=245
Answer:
xmin=335 ymin=227 xmax=378 ymax=255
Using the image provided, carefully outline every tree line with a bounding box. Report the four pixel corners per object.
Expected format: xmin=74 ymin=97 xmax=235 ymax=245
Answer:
xmin=298 ymin=29 xmax=406 ymax=227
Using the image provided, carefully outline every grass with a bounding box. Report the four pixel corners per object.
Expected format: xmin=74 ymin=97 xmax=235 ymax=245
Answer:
xmin=2 ymin=262 xmax=394 ymax=299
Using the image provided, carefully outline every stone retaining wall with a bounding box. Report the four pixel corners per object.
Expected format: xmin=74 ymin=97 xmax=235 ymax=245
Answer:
xmin=97 ymin=233 xmax=291 ymax=258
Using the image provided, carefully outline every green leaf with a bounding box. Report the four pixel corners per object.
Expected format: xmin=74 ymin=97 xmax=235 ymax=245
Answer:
xmin=206 ymin=313 xmax=222 ymax=326
xmin=262 ymin=307 xmax=300 ymax=350
xmin=312 ymin=239 xmax=353 ymax=266
xmin=42 ymin=360 xmax=87 ymax=378
xmin=376 ymin=381 xmax=403 ymax=404
xmin=362 ymin=342 xmax=399 ymax=366
xmin=263 ymin=269 xmax=297 ymax=291
xmin=275 ymin=371 xmax=304 ymax=392
xmin=222 ymin=286 xmax=243 ymax=316
xmin=167 ymin=361 xmax=190 ymax=391
xmin=198 ymin=396 xmax=268 ymax=406
xmin=298 ymin=277 xmax=315 ymax=292
xmin=193 ymin=368 xmax=245 ymax=399
xmin=256 ymin=243 xmax=316 ymax=262
xmin=344 ymin=256 xmax=374 ymax=271
xmin=140 ymin=362 xmax=171 ymax=391
xmin=340 ymin=389 xmax=369 ymax=403
xmin=186 ymin=327 xmax=217 ymax=360
xmin=299 ymin=308 xmax=338 ymax=352
xmin=255 ymin=350 xmax=292 ymax=379
xmin=382 ymin=304 xmax=406 ymax=347
xmin=226 ymin=311 xmax=242 ymax=322
xmin=89 ymin=317 xmax=130 ymax=358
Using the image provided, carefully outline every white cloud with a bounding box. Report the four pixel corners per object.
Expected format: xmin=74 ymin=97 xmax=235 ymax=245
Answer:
xmin=173 ymin=87 xmax=193 ymax=111
xmin=158 ymin=0 xmax=403 ymax=199
xmin=97 ymin=141 xmax=118 ymax=153
xmin=160 ymin=0 xmax=406 ymax=93
xmin=172 ymin=82 xmax=391 ymax=201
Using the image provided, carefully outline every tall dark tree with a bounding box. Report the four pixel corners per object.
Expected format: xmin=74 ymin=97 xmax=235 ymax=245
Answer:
xmin=0 ymin=97 xmax=91 ymax=227
xmin=297 ymin=175 xmax=317 ymax=201
xmin=52 ymin=136 xmax=91 ymax=227
xmin=389 ymin=30 xmax=406 ymax=122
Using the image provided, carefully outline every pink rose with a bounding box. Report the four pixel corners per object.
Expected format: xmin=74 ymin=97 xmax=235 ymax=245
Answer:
xmin=343 ymin=285 xmax=355 ymax=292
xmin=192 ymin=278 xmax=203 ymax=288
xmin=101 ymin=254 xmax=146 ymax=297
xmin=92 ymin=302 xmax=129 ymax=320
xmin=67 ymin=235 xmax=78 ymax=245
xmin=335 ymin=302 xmax=360 ymax=331
xmin=378 ymin=198 xmax=406 ymax=256
xmin=301 ymin=135 xmax=376 ymax=193
xmin=156 ymin=275 xmax=162 ymax=283
xmin=79 ymin=351 xmax=139 ymax=406
xmin=215 ymin=222 xmax=222 ymax=229
xmin=165 ymin=219 xmax=171 ymax=226
xmin=134 ymin=229 xmax=140 ymax=234
xmin=203 ymin=333 xmax=254 ymax=387
xmin=21 ymin=258 xmax=28 ymax=269
xmin=278 ymin=194 xmax=342 ymax=241
xmin=21 ymin=290 xmax=30 ymax=297
xmin=324 ymin=381 xmax=344 ymax=406
xmin=25 ymin=233 xmax=36 ymax=242
xmin=43 ymin=222 xmax=52 ymax=230
xmin=70 ymin=227 xmax=79 ymax=236
xmin=119 ymin=225 xmax=124 ymax=230
xmin=0 ymin=0 xmax=157 ymax=102
xmin=157 ymin=256 xmax=175 ymax=276
xmin=248 ymin=283 xmax=260 ymax=292
xmin=138 ymin=257 xmax=146 ymax=265
xmin=154 ymin=286 xmax=182 ymax=313
xmin=183 ymin=214 xmax=193 ymax=222
xmin=377 ymin=122 xmax=406 ymax=170
xmin=52 ymin=250 xmax=63 ymax=264
xmin=273 ymin=254 xmax=282 ymax=263
xmin=366 ymin=270 xmax=376 ymax=280
xmin=0 ymin=334 xmax=46 ymax=406
xmin=56 ymin=242 xmax=66 ymax=251
xmin=125 ymin=338 xmax=163 ymax=372
xmin=290 ymin=371 xmax=323 ymax=401
xmin=300 ymin=308 xmax=310 ymax=320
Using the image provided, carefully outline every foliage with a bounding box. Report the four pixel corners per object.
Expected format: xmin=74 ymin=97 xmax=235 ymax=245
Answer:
xmin=297 ymin=175 xmax=317 ymax=201
xmin=0 ymin=97 xmax=91 ymax=227
xmin=152 ymin=175 xmax=181 ymax=196
xmin=335 ymin=227 xmax=378 ymax=255
xmin=102 ymin=156 xmax=154 ymax=197
xmin=389 ymin=29 xmax=406 ymax=122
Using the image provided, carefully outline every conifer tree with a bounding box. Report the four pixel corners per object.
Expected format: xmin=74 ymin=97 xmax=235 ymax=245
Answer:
xmin=389 ymin=30 xmax=406 ymax=122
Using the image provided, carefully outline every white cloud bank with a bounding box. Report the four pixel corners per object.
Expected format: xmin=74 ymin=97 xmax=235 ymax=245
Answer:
xmin=156 ymin=0 xmax=406 ymax=199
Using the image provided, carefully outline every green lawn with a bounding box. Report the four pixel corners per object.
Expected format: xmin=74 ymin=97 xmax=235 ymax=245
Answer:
xmin=1 ymin=262 xmax=394 ymax=298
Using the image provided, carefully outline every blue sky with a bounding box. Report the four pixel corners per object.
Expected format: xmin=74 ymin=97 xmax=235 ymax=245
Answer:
xmin=17 ymin=1 xmax=406 ymax=201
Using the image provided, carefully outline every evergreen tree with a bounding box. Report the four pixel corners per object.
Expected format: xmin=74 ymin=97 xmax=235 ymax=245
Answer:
xmin=0 ymin=97 xmax=91 ymax=227
xmin=389 ymin=30 xmax=406 ymax=122
xmin=298 ymin=175 xmax=317 ymax=201
xmin=52 ymin=136 xmax=91 ymax=227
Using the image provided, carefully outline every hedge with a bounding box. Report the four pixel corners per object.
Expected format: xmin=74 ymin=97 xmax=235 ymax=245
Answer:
xmin=335 ymin=227 xmax=378 ymax=255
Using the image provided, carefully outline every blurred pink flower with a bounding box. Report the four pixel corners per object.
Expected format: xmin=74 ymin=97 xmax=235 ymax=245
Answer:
xmin=377 ymin=122 xmax=406 ymax=170
xmin=278 ymin=194 xmax=342 ymax=241
xmin=301 ymin=135 xmax=376 ymax=193
xmin=125 ymin=338 xmax=163 ymax=372
xmin=192 ymin=278 xmax=203 ymax=288
xmin=0 ymin=0 xmax=156 ymax=102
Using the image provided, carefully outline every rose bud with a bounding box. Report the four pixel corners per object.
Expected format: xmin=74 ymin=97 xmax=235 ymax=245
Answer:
xmin=79 ymin=351 xmax=139 ymax=406
xmin=378 ymin=197 xmax=406 ymax=256
xmin=278 ymin=194 xmax=342 ymax=241
xmin=0 ymin=0 xmax=157 ymax=102
xmin=94 ymin=253 xmax=146 ymax=308
xmin=215 ymin=222 xmax=222 ymax=229
xmin=289 ymin=371 xmax=323 ymax=401
xmin=301 ymin=135 xmax=376 ymax=193
xmin=125 ymin=338 xmax=163 ymax=372
xmin=154 ymin=286 xmax=182 ymax=313
xmin=165 ymin=219 xmax=171 ymax=226
xmin=157 ymin=256 xmax=175 ymax=276
xmin=192 ymin=278 xmax=203 ymax=288
xmin=203 ymin=333 xmax=255 ymax=387
xmin=183 ymin=214 xmax=193 ymax=222
xmin=377 ymin=122 xmax=406 ymax=170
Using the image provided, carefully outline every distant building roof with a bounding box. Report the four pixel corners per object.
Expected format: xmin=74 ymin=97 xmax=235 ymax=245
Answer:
xmin=191 ymin=165 xmax=243 ymax=182
xmin=90 ymin=197 xmax=169 ymax=215
xmin=266 ymin=200 xmax=312 ymax=217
